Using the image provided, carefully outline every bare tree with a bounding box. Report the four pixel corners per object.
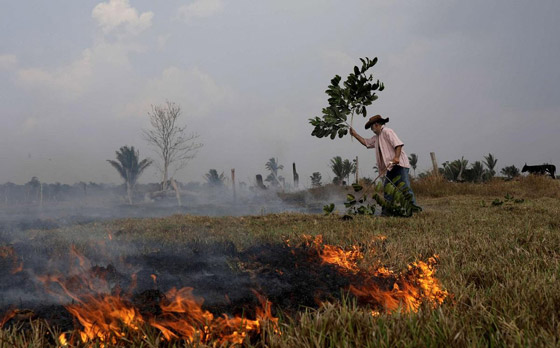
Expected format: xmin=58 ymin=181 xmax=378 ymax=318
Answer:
xmin=143 ymin=101 xmax=203 ymax=190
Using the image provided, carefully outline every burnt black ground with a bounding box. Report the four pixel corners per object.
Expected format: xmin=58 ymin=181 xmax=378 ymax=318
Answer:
xmin=1 ymin=239 xmax=361 ymax=330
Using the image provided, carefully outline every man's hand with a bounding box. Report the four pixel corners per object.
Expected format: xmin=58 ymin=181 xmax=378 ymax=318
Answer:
xmin=387 ymin=157 xmax=399 ymax=172
xmin=350 ymin=127 xmax=368 ymax=147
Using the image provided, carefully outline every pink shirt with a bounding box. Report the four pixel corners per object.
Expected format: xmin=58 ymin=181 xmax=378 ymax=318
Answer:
xmin=364 ymin=126 xmax=410 ymax=172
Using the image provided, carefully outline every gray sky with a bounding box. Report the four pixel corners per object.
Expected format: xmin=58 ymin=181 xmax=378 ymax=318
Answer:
xmin=1 ymin=0 xmax=559 ymax=186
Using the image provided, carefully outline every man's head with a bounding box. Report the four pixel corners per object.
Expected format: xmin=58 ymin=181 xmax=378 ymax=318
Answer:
xmin=364 ymin=115 xmax=389 ymax=134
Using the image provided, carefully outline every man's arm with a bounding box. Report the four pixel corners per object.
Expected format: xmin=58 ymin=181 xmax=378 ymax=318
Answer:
xmin=350 ymin=128 xmax=368 ymax=147
xmin=392 ymin=145 xmax=403 ymax=165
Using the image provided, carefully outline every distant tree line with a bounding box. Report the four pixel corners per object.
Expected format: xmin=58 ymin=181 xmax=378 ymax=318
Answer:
xmin=413 ymin=153 xmax=523 ymax=182
xmin=0 ymin=178 xmax=118 ymax=206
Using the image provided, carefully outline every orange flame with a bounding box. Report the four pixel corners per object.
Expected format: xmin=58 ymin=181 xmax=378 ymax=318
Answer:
xmin=32 ymin=246 xmax=278 ymax=345
xmin=302 ymin=235 xmax=448 ymax=314
xmin=320 ymin=244 xmax=362 ymax=272
xmin=349 ymin=256 xmax=449 ymax=313
xmin=58 ymin=333 xmax=68 ymax=346
xmin=59 ymin=286 xmax=279 ymax=345
xmin=148 ymin=287 xmax=278 ymax=345
xmin=304 ymin=235 xmax=363 ymax=273
xmin=65 ymin=293 xmax=144 ymax=344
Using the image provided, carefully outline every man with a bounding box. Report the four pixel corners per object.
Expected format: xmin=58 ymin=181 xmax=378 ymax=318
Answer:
xmin=349 ymin=115 xmax=419 ymax=213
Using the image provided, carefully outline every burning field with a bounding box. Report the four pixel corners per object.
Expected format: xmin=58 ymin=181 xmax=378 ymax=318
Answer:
xmin=2 ymin=182 xmax=559 ymax=347
xmin=1 ymin=227 xmax=448 ymax=347
xmin=4 ymin=197 xmax=555 ymax=348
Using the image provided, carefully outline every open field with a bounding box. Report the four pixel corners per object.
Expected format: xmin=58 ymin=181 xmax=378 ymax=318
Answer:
xmin=1 ymin=176 xmax=559 ymax=347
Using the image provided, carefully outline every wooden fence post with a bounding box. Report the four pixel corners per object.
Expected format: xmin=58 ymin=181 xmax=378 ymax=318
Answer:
xmin=430 ymin=152 xmax=439 ymax=176
xmin=355 ymin=156 xmax=359 ymax=184
xmin=256 ymin=175 xmax=266 ymax=189
xmin=231 ymin=168 xmax=236 ymax=202
xmin=39 ymin=182 xmax=43 ymax=209
xmin=292 ymin=163 xmax=299 ymax=189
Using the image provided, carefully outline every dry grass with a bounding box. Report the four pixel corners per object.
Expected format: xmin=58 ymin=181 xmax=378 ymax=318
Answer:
xmin=1 ymin=177 xmax=560 ymax=347
xmin=412 ymin=174 xmax=560 ymax=199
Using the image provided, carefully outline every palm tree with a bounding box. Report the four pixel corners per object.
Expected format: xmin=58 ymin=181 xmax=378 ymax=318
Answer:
xmin=408 ymin=153 xmax=418 ymax=177
xmin=442 ymin=157 xmax=468 ymax=182
xmin=470 ymin=161 xmax=485 ymax=183
xmin=342 ymin=158 xmax=356 ymax=184
xmin=330 ymin=156 xmax=355 ymax=185
xmin=330 ymin=156 xmax=345 ymax=185
xmin=265 ymin=158 xmax=284 ymax=187
xmin=205 ymin=169 xmax=226 ymax=187
xmin=483 ymin=153 xmax=498 ymax=180
xmin=107 ymin=146 xmax=152 ymax=204
xmin=457 ymin=157 xmax=469 ymax=182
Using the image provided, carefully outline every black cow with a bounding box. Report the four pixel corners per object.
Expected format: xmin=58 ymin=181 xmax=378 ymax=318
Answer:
xmin=522 ymin=163 xmax=556 ymax=179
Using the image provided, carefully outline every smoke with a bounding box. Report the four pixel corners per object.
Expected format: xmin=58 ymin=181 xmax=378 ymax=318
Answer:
xmin=0 ymin=178 xmax=348 ymax=227
xmin=0 ymin=180 xmax=353 ymax=328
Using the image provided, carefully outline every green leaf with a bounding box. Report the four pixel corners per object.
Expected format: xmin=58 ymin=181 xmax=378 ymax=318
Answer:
xmin=331 ymin=75 xmax=341 ymax=86
xmin=323 ymin=203 xmax=335 ymax=215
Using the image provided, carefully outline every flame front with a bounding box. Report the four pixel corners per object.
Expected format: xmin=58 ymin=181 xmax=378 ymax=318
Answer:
xmin=65 ymin=294 xmax=144 ymax=344
xmin=32 ymin=247 xmax=279 ymax=345
xmin=1 ymin=236 xmax=449 ymax=345
xmin=62 ymin=287 xmax=278 ymax=345
xmin=149 ymin=287 xmax=277 ymax=345
xmin=304 ymin=235 xmax=449 ymax=314
xmin=349 ymin=256 xmax=449 ymax=313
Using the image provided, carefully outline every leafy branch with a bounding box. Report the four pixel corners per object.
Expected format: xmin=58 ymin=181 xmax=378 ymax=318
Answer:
xmin=310 ymin=57 xmax=385 ymax=139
